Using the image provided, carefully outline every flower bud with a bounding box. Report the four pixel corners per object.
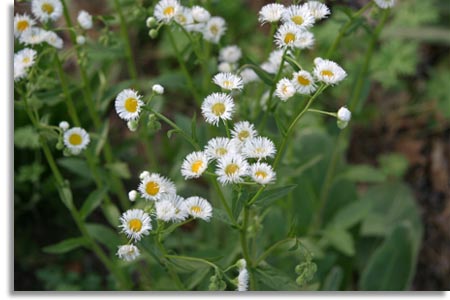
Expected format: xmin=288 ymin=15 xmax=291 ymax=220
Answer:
xmin=76 ymin=35 xmax=86 ymax=45
xmin=146 ymin=16 xmax=157 ymax=28
xmin=152 ymin=84 xmax=164 ymax=95
xmin=149 ymin=29 xmax=158 ymax=39
xmin=128 ymin=190 xmax=137 ymax=202
xmin=59 ymin=121 xmax=69 ymax=131
xmin=337 ymin=106 xmax=351 ymax=122
xmin=127 ymin=119 xmax=139 ymax=132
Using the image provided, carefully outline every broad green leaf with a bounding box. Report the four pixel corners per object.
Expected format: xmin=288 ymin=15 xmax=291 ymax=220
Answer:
xmin=328 ymin=199 xmax=372 ymax=229
xmin=105 ymin=162 xmax=131 ymax=179
xmin=255 ymin=263 xmax=298 ymax=291
xmin=339 ymin=164 xmax=386 ymax=183
xmin=85 ymin=223 xmax=121 ymax=252
xmin=254 ymin=184 xmax=297 ymax=207
xmin=79 ymin=187 xmax=109 ymax=220
xmin=378 ymin=153 xmax=409 ymax=179
xmin=43 ymin=237 xmax=88 ymax=254
xmin=103 ymin=202 xmax=121 ymax=227
xmin=14 ymin=126 xmax=40 ymax=149
xmin=322 ymin=227 xmax=355 ymax=256
xmin=322 ymin=266 xmax=343 ymax=291
xmin=58 ymin=158 xmax=92 ymax=180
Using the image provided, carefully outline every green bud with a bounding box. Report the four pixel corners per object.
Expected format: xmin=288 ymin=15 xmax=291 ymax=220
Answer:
xmin=208 ymin=282 xmax=218 ymax=291
xmin=146 ymin=16 xmax=157 ymax=28
xmin=62 ymin=148 xmax=72 ymax=157
xmin=217 ymin=279 xmax=227 ymax=291
xmin=149 ymin=29 xmax=158 ymax=39
xmin=56 ymin=140 xmax=64 ymax=150
xmin=127 ymin=119 xmax=139 ymax=132
xmin=337 ymin=119 xmax=349 ymax=129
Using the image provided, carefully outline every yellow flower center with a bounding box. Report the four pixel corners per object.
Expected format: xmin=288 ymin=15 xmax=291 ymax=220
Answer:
xmin=297 ymin=75 xmax=310 ymax=86
xmin=69 ymin=133 xmax=82 ymax=145
xmin=191 ymin=160 xmax=204 ymax=173
xmin=128 ymin=219 xmax=143 ymax=232
xmin=210 ymin=25 xmax=219 ymax=35
xmin=124 ymin=97 xmax=138 ymax=113
xmin=216 ymin=147 xmax=228 ymax=156
xmin=17 ymin=20 xmax=29 ymax=32
xmin=255 ymin=147 xmax=265 ymax=154
xmin=22 ymin=57 xmax=31 ymax=64
xmin=42 ymin=3 xmax=54 ymax=14
xmin=211 ymin=103 xmax=226 ymax=116
xmin=238 ymin=130 xmax=249 ymax=141
xmin=145 ymin=181 xmax=160 ymax=196
xmin=190 ymin=205 xmax=202 ymax=214
xmin=222 ymin=80 xmax=232 ymax=89
xmin=177 ymin=14 xmax=186 ymax=24
xmin=163 ymin=6 xmax=174 ymax=16
xmin=225 ymin=163 xmax=239 ymax=176
xmin=255 ymin=170 xmax=268 ymax=179
xmin=291 ymin=15 xmax=304 ymax=25
xmin=321 ymin=70 xmax=334 ymax=77
xmin=284 ymin=32 xmax=296 ymax=44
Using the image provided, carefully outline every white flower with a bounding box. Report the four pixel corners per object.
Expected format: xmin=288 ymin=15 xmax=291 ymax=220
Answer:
xmin=63 ymin=127 xmax=90 ymax=155
xmin=138 ymin=173 xmax=177 ymax=201
xmin=77 ymin=10 xmax=93 ymax=30
xmin=291 ymin=70 xmax=316 ymax=95
xmin=181 ymin=151 xmax=209 ymax=179
xmin=258 ymin=3 xmax=285 ymax=24
xmin=154 ymin=0 xmax=181 ymax=23
xmin=14 ymin=64 xmax=26 ymax=82
xmin=76 ymin=35 xmax=86 ymax=45
xmin=117 ymin=244 xmax=140 ymax=262
xmin=128 ymin=190 xmax=138 ymax=202
xmin=19 ymin=27 xmax=47 ymax=45
xmin=203 ymin=16 xmax=226 ymax=44
xmin=157 ymin=193 xmax=188 ymax=222
xmin=274 ymin=23 xmax=302 ymax=49
xmin=152 ymin=84 xmax=164 ymax=95
xmin=241 ymin=137 xmax=276 ymax=160
xmin=14 ymin=48 xmax=37 ymax=69
xmin=205 ymin=137 xmax=237 ymax=160
xmin=45 ymin=31 xmax=64 ymax=49
xmin=275 ymin=78 xmax=296 ymax=101
xmin=212 ymin=72 xmax=244 ymax=91
xmin=174 ymin=7 xmax=193 ymax=28
xmin=231 ymin=121 xmax=258 ymax=143
xmin=337 ymin=107 xmax=351 ymax=122
xmin=296 ymin=30 xmax=315 ymax=49
xmin=237 ymin=268 xmax=249 ymax=291
xmin=239 ymin=68 xmax=259 ymax=84
xmin=374 ymin=0 xmax=395 ymax=9
xmin=250 ymin=162 xmax=276 ymax=185
xmin=119 ymin=209 xmax=152 ymax=241
xmin=305 ymin=1 xmax=330 ymax=20
xmin=58 ymin=121 xmax=69 ymax=131
xmin=313 ymin=58 xmax=347 ymax=85
xmin=31 ymin=0 xmax=63 ymax=22
xmin=216 ymin=154 xmax=249 ymax=185
xmin=14 ymin=14 xmax=35 ymax=37
xmin=184 ymin=196 xmax=213 ymax=221
xmin=115 ymin=89 xmax=143 ymax=121
xmin=219 ymin=45 xmax=242 ymax=63
xmin=191 ymin=5 xmax=210 ymax=23
xmin=281 ymin=5 xmax=315 ymax=29
xmin=218 ymin=62 xmax=236 ymax=73
xmin=139 ymin=171 xmax=150 ymax=180
xmin=155 ymin=198 xmax=176 ymax=222
xmin=261 ymin=49 xmax=288 ymax=74
xmin=201 ymin=93 xmax=235 ymax=126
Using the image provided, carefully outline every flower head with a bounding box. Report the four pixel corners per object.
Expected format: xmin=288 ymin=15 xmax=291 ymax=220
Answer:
xmin=212 ymin=72 xmax=244 ymax=91
xmin=219 ymin=45 xmax=242 ymax=64
xmin=250 ymin=162 xmax=276 ymax=185
xmin=275 ymin=78 xmax=296 ymax=101
xmin=45 ymin=31 xmax=64 ymax=49
xmin=274 ymin=23 xmax=302 ymax=49
xmin=63 ymin=127 xmax=90 ymax=155
xmin=239 ymin=68 xmax=259 ymax=84
xmin=181 ymin=151 xmax=209 ymax=179
xmin=258 ymin=3 xmax=285 ymax=24
xmin=291 ymin=70 xmax=316 ymax=95
xmin=117 ymin=244 xmax=140 ymax=262
xmin=203 ymin=17 xmax=226 ymax=44
xmin=261 ymin=49 xmax=288 ymax=74
xmin=184 ymin=196 xmax=213 ymax=221
xmin=201 ymin=93 xmax=235 ymax=126
xmin=281 ymin=5 xmax=315 ymax=29
xmin=216 ymin=154 xmax=249 ymax=185
xmin=313 ymin=58 xmax=347 ymax=85
xmin=19 ymin=27 xmax=47 ymax=46
xmin=241 ymin=137 xmax=276 ymax=160
xmin=174 ymin=7 xmax=193 ymax=28
xmin=138 ymin=173 xmax=177 ymax=201
xmin=305 ymin=1 xmax=330 ymax=20
xmin=374 ymin=0 xmax=395 ymax=9
xmin=31 ymin=0 xmax=63 ymax=22
xmin=154 ymin=0 xmax=181 ymax=23
xmin=152 ymin=84 xmax=164 ymax=95
xmin=77 ymin=10 xmax=93 ymax=30
xmin=231 ymin=121 xmax=258 ymax=143
xmin=156 ymin=193 xmax=188 ymax=222
xmin=295 ymin=30 xmax=315 ymax=49
xmin=14 ymin=14 xmax=35 ymax=38
xmin=191 ymin=5 xmax=210 ymax=23
xmin=205 ymin=137 xmax=238 ymax=160
xmin=237 ymin=268 xmax=249 ymax=291
xmin=14 ymin=48 xmax=37 ymax=69
xmin=115 ymin=89 xmax=143 ymax=121
xmin=119 ymin=209 xmax=152 ymax=241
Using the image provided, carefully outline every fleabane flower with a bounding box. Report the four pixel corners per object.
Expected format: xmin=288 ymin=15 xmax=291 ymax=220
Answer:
xmin=231 ymin=121 xmax=258 ymax=144
xmin=31 ymin=0 xmax=63 ymax=22
xmin=374 ymin=0 xmax=395 ymax=9
xmin=296 ymin=30 xmax=315 ymax=49
xmin=274 ymin=23 xmax=302 ymax=49
xmin=63 ymin=127 xmax=90 ymax=155
xmin=174 ymin=7 xmax=193 ymax=28
xmin=241 ymin=137 xmax=276 ymax=160
xmin=250 ymin=162 xmax=276 ymax=185
xmin=258 ymin=3 xmax=285 ymax=24
xmin=77 ymin=10 xmax=93 ymax=30
xmin=219 ymin=45 xmax=242 ymax=64
xmin=191 ymin=5 xmax=210 ymax=23
xmin=305 ymin=1 xmax=330 ymax=20
xmin=45 ymin=31 xmax=64 ymax=49
xmin=275 ymin=78 xmax=296 ymax=101
xmin=201 ymin=93 xmax=235 ymax=126
xmin=19 ymin=27 xmax=47 ymax=45
xmin=239 ymin=68 xmax=259 ymax=84
xmin=14 ymin=14 xmax=35 ymax=37
xmin=216 ymin=155 xmax=249 ymax=185
xmin=203 ymin=17 xmax=226 ymax=44
xmin=212 ymin=72 xmax=244 ymax=91
xmin=281 ymin=5 xmax=315 ymax=29
xmin=313 ymin=58 xmax=347 ymax=85
xmin=157 ymin=193 xmax=188 ymax=222
xmin=14 ymin=64 xmax=26 ymax=81
xmin=14 ymin=48 xmax=37 ymax=69
xmin=205 ymin=137 xmax=237 ymax=160
xmin=154 ymin=0 xmax=181 ymax=23
xmin=181 ymin=151 xmax=209 ymax=179
xmin=115 ymin=89 xmax=143 ymax=121
xmin=117 ymin=244 xmax=140 ymax=262
xmin=184 ymin=196 xmax=213 ymax=221
xmin=291 ymin=70 xmax=316 ymax=95
xmin=138 ymin=173 xmax=176 ymax=201
xmin=119 ymin=209 xmax=152 ymax=241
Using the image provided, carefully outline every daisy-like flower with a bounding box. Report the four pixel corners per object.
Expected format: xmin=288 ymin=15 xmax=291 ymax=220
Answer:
xmin=241 ymin=137 xmax=276 ymax=160
xmin=203 ymin=16 xmax=226 ymax=44
xmin=313 ymin=57 xmax=347 ymax=85
xmin=239 ymin=68 xmax=259 ymax=84
xmin=205 ymin=137 xmax=237 ymax=160
xmin=157 ymin=193 xmax=189 ymax=222
xmin=216 ymin=154 xmax=249 ymax=185
xmin=77 ymin=10 xmax=93 ymax=30
xmin=275 ymin=78 xmax=296 ymax=101
xmin=201 ymin=93 xmax=235 ymax=126
xmin=14 ymin=48 xmax=37 ymax=69
xmin=250 ymin=162 xmax=276 ymax=185
xmin=119 ymin=209 xmax=152 ymax=241
xmin=305 ymin=1 xmax=330 ymax=20
xmin=374 ymin=0 xmax=395 ymax=9
xmin=139 ymin=171 xmax=150 ymax=180
xmin=14 ymin=63 xmax=26 ymax=82
xmin=212 ymin=72 xmax=244 ymax=91
xmin=117 ymin=244 xmax=140 ymax=262
xmin=281 ymin=5 xmax=315 ymax=29
xmin=154 ymin=0 xmax=181 ymax=23
xmin=14 ymin=14 xmax=35 ymax=38
xmin=191 ymin=5 xmax=210 ymax=23
xmin=274 ymin=23 xmax=302 ymax=49
xmin=45 ymin=31 xmax=63 ymax=49
xmin=115 ymin=89 xmax=143 ymax=121
xmin=155 ymin=198 xmax=177 ymax=222
xmin=231 ymin=121 xmax=258 ymax=143
xmin=31 ymin=0 xmax=63 ymax=22
xmin=184 ymin=196 xmax=213 ymax=221
xmin=291 ymin=70 xmax=316 ymax=95
xmin=174 ymin=7 xmax=193 ymax=28
xmin=261 ymin=49 xmax=289 ymax=74
xmin=258 ymin=3 xmax=285 ymax=24
xmin=63 ymin=127 xmax=90 ymax=155
xmin=181 ymin=151 xmax=209 ymax=179
xmin=138 ymin=173 xmax=176 ymax=201
xmin=219 ymin=45 xmax=242 ymax=64
xmin=19 ymin=27 xmax=47 ymax=45
xmin=296 ymin=30 xmax=315 ymax=49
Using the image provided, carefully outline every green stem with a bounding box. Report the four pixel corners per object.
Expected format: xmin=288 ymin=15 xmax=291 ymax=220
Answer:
xmin=307 ymin=108 xmax=337 ymax=117
xmin=239 ymin=206 xmax=256 ymax=290
xmin=154 ymin=236 xmax=185 ymax=290
xmin=210 ymin=177 xmax=238 ymax=227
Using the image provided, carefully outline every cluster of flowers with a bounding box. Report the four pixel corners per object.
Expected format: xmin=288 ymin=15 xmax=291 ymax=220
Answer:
xmin=117 ymin=171 xmax=213 ymax=262
xmin=13 ymin=0 xmax=94 ymax=81
xmin=149 ymin=0 xmax=226 ymax=44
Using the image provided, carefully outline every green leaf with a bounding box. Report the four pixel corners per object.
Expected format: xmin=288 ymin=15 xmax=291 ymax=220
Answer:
xmin=328 ymin=199 xmax=372 ymax=230
xmin=14 ymin=126 xmax=40 ymax=149
xmin=254 ymin=184 xmax=297 ymax=207
xmin=79 ymin=187 xmax=109 ymax=220
xmin=58 ymin=184 xmax=74 ymax=210
xmin=43 ymin=237 xmax=88 ymax=254
xmin=95 ymin=120 xmax=110 ymax=156
xmin=85 ymin=223 xmax=121 ymax=252
xmin=359 ymin=223 xmax=415 ymax=290
xmin=322 ymin=266 xmax=343 ymax=291
xmin=58 ymin=158 xmax=93 ymax=180
xmin=105 ymin=162 xmax=131 ymax=179
xmin=103 ymin=202 xmax=121 ymax=227
xmin=255 ymin=263 xmax=298 ymax=291
xmin=16 ymin=162 xmax=45 ymax=183
xmin=378 ymin=153 xmax=409 ymax=179
xmin=339 ymin=164 xmax=386 ymax=183
xmin=322 ymin=227 xmax=355 ymax=256
xmin=166 ymin=256 xmax=210 ymax=273
xmin=212 ymin=208 xmax=236 ymax=228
